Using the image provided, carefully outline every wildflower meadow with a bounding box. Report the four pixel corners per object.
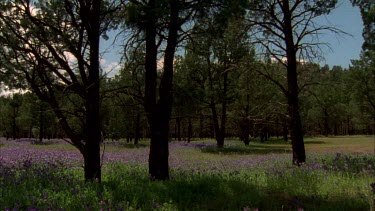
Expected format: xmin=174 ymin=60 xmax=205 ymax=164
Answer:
xmin=1 ymin=136 xmax=374 ymax=210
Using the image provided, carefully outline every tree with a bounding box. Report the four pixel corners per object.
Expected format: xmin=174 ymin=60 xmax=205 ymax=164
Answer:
xmin=352 ymin=0 xmax=375 ymax=53
xmin=9 ymin=94 xmax=22 ymax=140
xmin=349 ymin=58 xmax=375 ymax=130
xmin=349 ymin=0 xmax=375 ymax=134
xmin=123 ymin=0 xmax=212 ymax=180
xmin=248 ymin=0 xmax=343 ymax=165
xmin=174 ymin=1 xmax=250 ymax=148
xmin=0 ymin=0 xmax=114 ymax=181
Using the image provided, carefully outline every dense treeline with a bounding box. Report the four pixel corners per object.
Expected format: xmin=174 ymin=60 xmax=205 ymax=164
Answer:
xmin=1 ymin=61 xmax=373 ymax=140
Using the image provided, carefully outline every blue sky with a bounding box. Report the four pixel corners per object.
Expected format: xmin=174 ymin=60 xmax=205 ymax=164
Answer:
xmin=315 ymin=0 xmax=364 ymax=68
xmin=100 ymin=0 xmax=365 ymax=74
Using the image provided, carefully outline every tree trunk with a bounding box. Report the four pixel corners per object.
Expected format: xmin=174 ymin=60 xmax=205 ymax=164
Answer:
xmin=134 ymin=112 xmax=140 ymax=145
xmin=242 ymin=94 xmax=251 ymax=145
xmin=187 ymin=117 xmax=192 ymax=143
xmin=283 ymin=0 xmax=306 ymax=165
xmin=12 ymin=106 xmax=17 ymax=140
xmin=145 ymin=0 xmax=179 ymax=181
xmin=219 ymin=70 xmax=228 ymax=147
xmin=207 ymin=61 xmax=228 ymax=148
xmin=176 ymin=117 xmax=181 ymax=141
xmin=323 ymin=108 xmax=329 ymax=137
xmin=39 ymin=104 xmax=44 ymax=143
xmin=240 ymin=118 xmax=250 ymax=145
xmin=149 ymin=118 xmax=170 ymax=180
xmin=199 ymin=112 xmax=204 ymax=138
xmin=210 ymin=101 xmax=224 ymax=147
xmin=83 ymin=0 xmax=102 ymax=182
xmin=283 ymin=122 xmax=288 ymax=142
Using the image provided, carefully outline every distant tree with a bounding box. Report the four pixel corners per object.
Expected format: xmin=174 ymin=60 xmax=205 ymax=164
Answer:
xmin=349 ymin=57 xmax=375 ymax=130
xmin=9 ymin=94 xmax=23 ymax=140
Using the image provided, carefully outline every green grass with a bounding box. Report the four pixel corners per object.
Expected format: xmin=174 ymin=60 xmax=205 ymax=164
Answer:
xmin=1 ymin=161 xmax=373 ymax=210
xmin=1 ymin=136 xmax=374 ymax=210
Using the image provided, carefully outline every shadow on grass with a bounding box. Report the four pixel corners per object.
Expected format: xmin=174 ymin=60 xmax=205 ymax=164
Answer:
xmin=103 ymin=169 xmax=370 ymax=211
xmin=201 ymin=145 xmax=292 ymax=155
xmin=104 ymin=174 xmax=275 ymax=210
xmin=1 ymin=162 xmax=371 ymax=210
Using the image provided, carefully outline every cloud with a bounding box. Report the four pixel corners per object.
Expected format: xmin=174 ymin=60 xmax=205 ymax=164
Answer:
xmin=101 ymin=58 xmax=121 ymax=77
xmin=64 ymin=51 xmax=77 ymax=64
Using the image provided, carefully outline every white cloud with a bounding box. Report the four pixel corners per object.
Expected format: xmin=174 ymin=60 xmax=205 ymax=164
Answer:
xmin=64 ymin=51 xmax=77 ymax=64
xmin=101 ymin=58 xmax=121 ymax=77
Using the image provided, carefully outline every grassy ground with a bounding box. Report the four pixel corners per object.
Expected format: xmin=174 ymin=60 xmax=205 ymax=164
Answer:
xmin=0 ymin=136 xmax=374 ymax=210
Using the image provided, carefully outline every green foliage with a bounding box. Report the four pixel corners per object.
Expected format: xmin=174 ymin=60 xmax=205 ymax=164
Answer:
xmin=352 ymin=0 xmax=375 ymax=52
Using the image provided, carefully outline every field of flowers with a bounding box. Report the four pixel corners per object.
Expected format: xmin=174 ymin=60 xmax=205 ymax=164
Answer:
xmin=0 ymin=136 xmax=374 ymax=210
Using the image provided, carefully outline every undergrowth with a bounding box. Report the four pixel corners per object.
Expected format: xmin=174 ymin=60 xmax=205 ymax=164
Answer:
xmin=1 ymin=153 xmax=374 ymax=210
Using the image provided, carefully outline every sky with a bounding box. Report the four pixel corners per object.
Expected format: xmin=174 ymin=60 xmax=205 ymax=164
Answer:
xmin=100 ymin=0 xmax=365 ymax=75
xmin=314 ymin=0 xmax=364 ymax=68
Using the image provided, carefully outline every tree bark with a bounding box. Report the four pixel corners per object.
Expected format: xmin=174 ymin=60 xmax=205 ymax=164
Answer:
xmin=176 ymin=117 xmax=181 ymax=141
xmin=39 ymin=103 xmax=44 ymax=143
xmin=82 ymin=0 xmax=102 ymax=182
xmin=134 ymin=112 xmax=141 ymax=145
xmin=323 ymin=108 xmax=329 ymax=136
xmin=283 ymin=121 xmax=288 ymax=142
xmin=199 ymin=111 xmax=204 ymax=138
xmin=188 ymin=117 xmax=192 ymax=143
xmin=12 ymin=106 xmax=17 ymax=140
xmin=282 ymin=0 xmax=306 ymax=165
xmin=210 ymin=101 xmax=224 ymax=147
xmin=145 ymin=0 xmax=180 ymax=181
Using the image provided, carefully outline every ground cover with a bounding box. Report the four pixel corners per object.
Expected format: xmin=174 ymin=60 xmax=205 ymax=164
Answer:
xmin=0 ymin=136 xmax=374 ymax=210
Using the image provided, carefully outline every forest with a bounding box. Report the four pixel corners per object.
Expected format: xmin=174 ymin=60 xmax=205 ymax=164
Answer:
xmin=0 ymin=0 xmax=374 ymax=210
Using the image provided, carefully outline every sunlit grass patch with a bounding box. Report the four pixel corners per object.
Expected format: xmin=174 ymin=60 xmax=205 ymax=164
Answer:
xmin=201 ymin=144 xmax=291 ymax=155
xmin=304 ymin=135 xmax=375 ymax=154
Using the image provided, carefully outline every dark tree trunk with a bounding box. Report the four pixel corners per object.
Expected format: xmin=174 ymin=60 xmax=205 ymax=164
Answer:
xmin=12 ymin=107 xmax=16 ymax=140
xmin=149 ymin=117 xmax=170 ymax=180
xmin=347 ymin=116 xmax=352 ymax=135
xmin=240 ymin=118 xmax=250 ymax=145
xmin=334 ymin=124 xmax=338 ymax=136
xmin=134 ymin=112 xmax=141 ymax=145
xmin=176 ymin=117 xmax=181 ymax=141
xmin=207 ymin=61 xmax=228 ymax=148
xmin=210 ymin=101 xmax=224 ymax=148
xmin=323 ymin=108 xmax=329 ymax=136
xmin=283 ymin=122 xmax=288 ymax=142
xmin=144 ymin=0 xmax=165 ymax=180
xmin=243 ymin=94 xmax=251 ymax=145
xmin=187 ymin=117 xmax=192 ymax=143
xmin=287 ymin=94 xmax=305 ymax=165
xmin=219 ymin=71 xmax=228 ymax=147
xmin=82 ymin=0 xmax=102 ymax=182
xmin=39 ymin=103 xmax=44 ymax=143
xmin=199 ymin=112 xmax=204 ymax=138
xmin=282 ymin=0 xmax=306 ymax=165
xmin=145 ymin=0 xmax=180 ymax=181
